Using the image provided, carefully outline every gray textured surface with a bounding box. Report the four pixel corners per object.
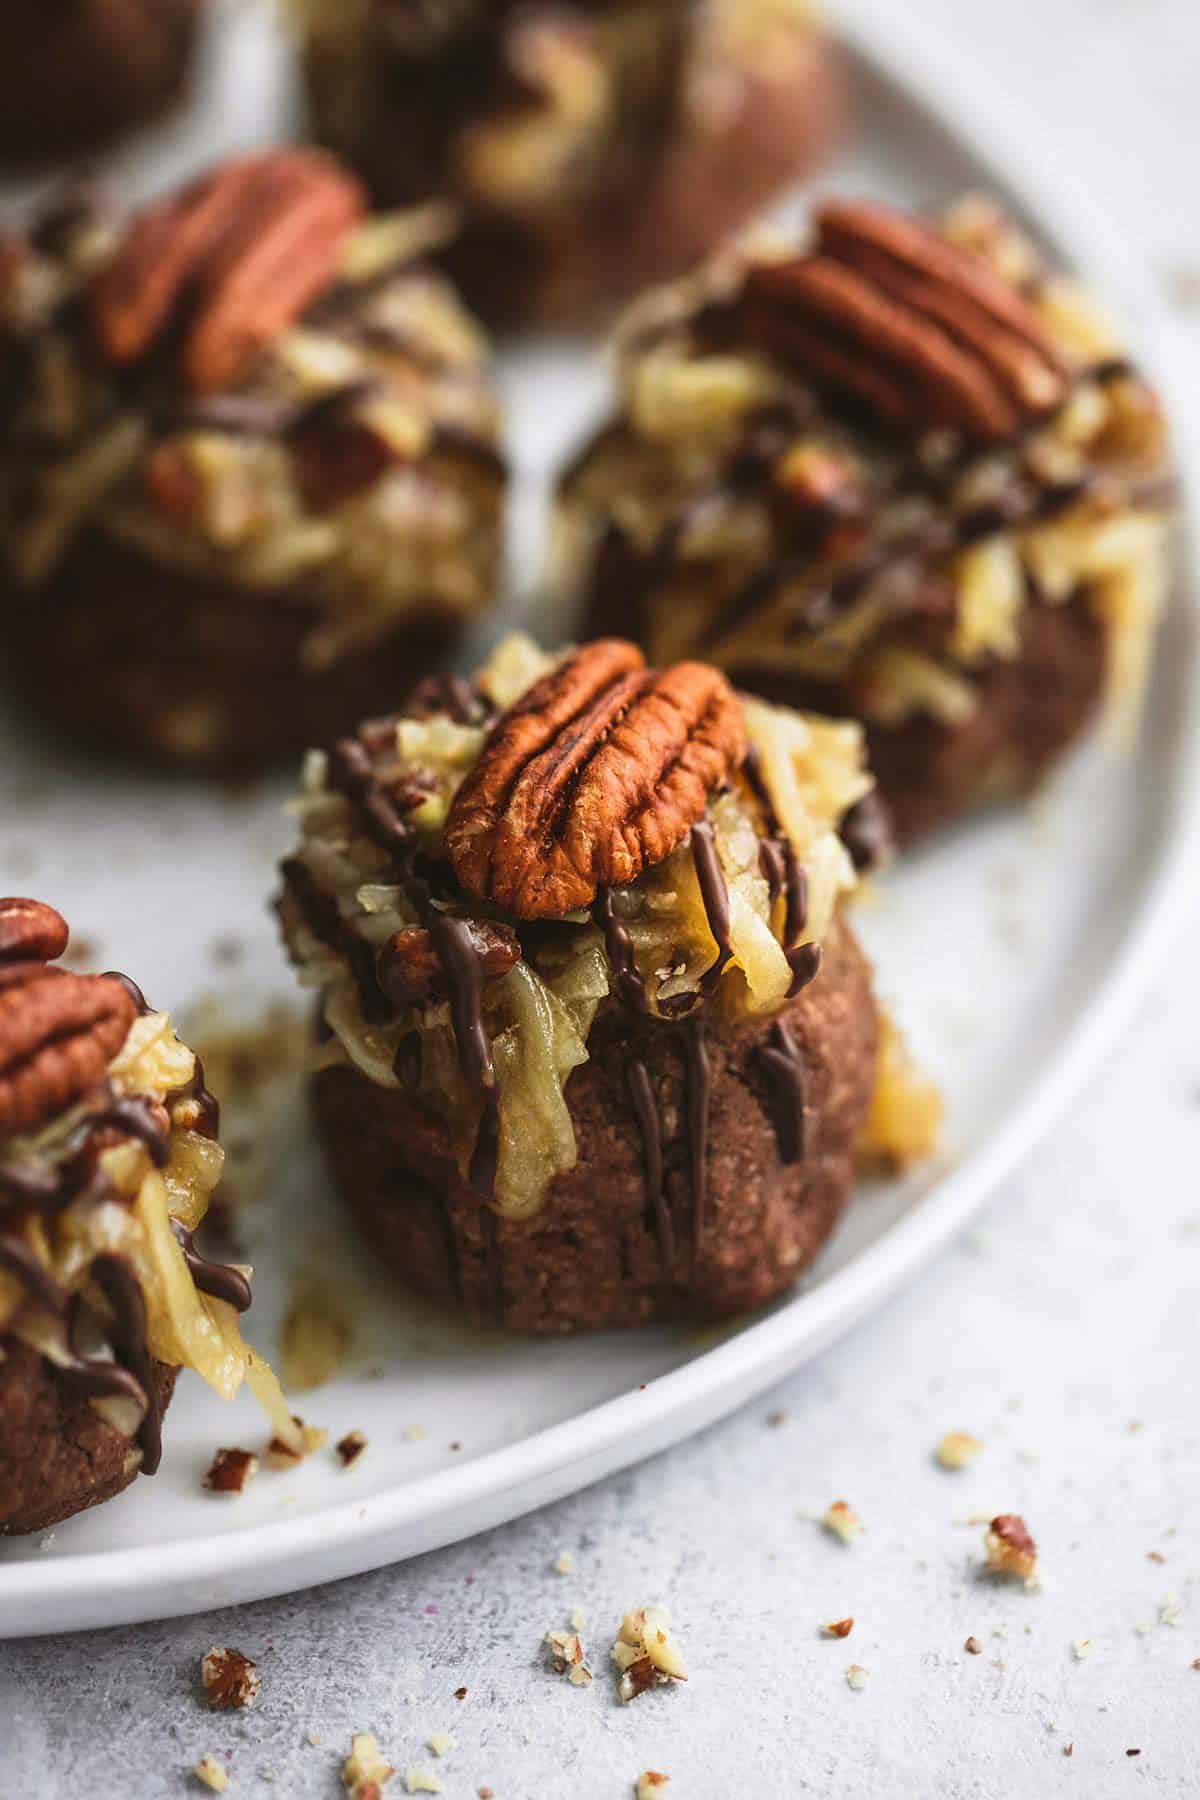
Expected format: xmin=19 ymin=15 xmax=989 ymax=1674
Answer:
xmin=3 ymin=0 xmax=1200 ymax=1794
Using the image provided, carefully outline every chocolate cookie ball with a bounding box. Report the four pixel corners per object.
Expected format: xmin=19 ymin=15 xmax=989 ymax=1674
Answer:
xmin=278 ymin=634 xmax=899 ymax=1334
xmin=0 ymin=1 xmax=204 ymax=169
xmin=0 ymin=897 xmax=290 ymax=1534
xmin=559 ymin=195 xmax=1173 ymax=841
xmin=0 ymin=152 xmax=506 ymax=773
xmin=290 ymin=0 xmax=841 ymax=327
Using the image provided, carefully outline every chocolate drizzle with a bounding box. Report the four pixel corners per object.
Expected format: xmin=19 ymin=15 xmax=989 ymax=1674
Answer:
xmin=627 ymin=1058 xmax=673 ymax=1277
xmin=0 ymin=1230 xmax=67 ymax=1314
xmin=428 ymin=911 xmax=494 ymax=1091
xmin=682 ymin=1020 xmax=711 ymax=1273
xmin=170 ymin=1219 xmax=252 ymax=1314
xmin=593 ymin=885 xmax=648 ymax=1013
xmin=89 ymin=1254 xmax=162 ymax=1472
xmin=742 ymin=745 xmax=809 ymax=952
xmin=757 ymin=1017 xmax=808 ymax=1165
xmin=690 ymin=819 xmax=732 ymax=995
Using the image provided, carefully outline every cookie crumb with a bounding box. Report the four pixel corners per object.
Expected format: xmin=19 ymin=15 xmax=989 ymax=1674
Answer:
xmin=936 ymin=1431 xmax=982 ymax=1471
xmin=194 ymin=1756 xmax=230 ymax=1792
xmin=404 ymin=1768 xmax=444 ymax=1794
xmin=426 ymin=1734 xmax=455 ymax=1757
xmin=403 ymin=1424 xmax=428 ymax=1442
xmin=767 ymin=1409 xmax=787 ymax=1427
xmin=845 ymin=1664 xmax=869 ymax=1691
xmin=611 ymin=1607 xmax=687 ymax=1702
xmin=1126 ymin=1748 xmax=1141 ymax=1758
xmin=1160 ymin=1593 xmax=1184 ymax=1627
xmin=203 ymin=1447 xmax=259 ymax=1494
xmin=342 ymin=1733 xmax=395 ymax=1796
xmin=265 ymin=1417 xmax=328 ymax=1469
xmin=546 ymin=1627 xmax=593 ymax=1686
xmin=964 ymin=1636 xmax=982 ymax=1655
xmin=1072 ymin=1638 xmax=1093 ymax=1660
xmin=336 ymin=1431 xmax=369 ymax=1468
xmin=821 ymin=1500 xmax=864 ymax=1543
xmin=453 ymin=1687 xmax=468 ymax=1700
xmin=1064 ymin=1744 xmax=1074 ymax=1758
xmin=636 ymin=1775 xmax=671 ymax=1797
xmin=823 ymin=1618 xmax=854 ymax=1639
xmin=983 ymin=1513 xmax=1037 ymax=1580
xmin=569 ymin=1607 xmax=587 ymax=1631
xmin=553 ymin=1550 xmax=575 ymax=1575
xmin=201 ymin=1647 xmax=261 ymax=1712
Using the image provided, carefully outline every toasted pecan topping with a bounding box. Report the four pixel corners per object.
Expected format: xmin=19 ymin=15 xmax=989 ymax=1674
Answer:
xmin=91 ymin=150 xmax=366 ymax=394
xmin=0 ymin=897 xmax=69 ymax=966
xmin=743 ymin=199 xmax=1068 ymax=443
xmin=0 ymin=964 xmax=136 ymax=1137
xmin=445 ymin=641 xmax=746 ymax=919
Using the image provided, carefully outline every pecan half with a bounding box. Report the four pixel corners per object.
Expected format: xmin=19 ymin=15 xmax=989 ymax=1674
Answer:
xmin=0 ymin=965 xmax=136 ymax=1136
xmin=445 ymin=641 xmax=746 ymax=919
xmin=743 ymin=199 xmax=1067 ymax=443
xmin=376 ymin=919 xmax=520 ymax=1011
xmin=91 ymin=150 xmax=366 ymax=394
xmin=0 ymin=898 xmax=69 ymax=966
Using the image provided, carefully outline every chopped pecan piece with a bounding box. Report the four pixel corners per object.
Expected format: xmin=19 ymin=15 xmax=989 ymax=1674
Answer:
xmin=91 ymin=150 xmax=365 ymax=394
xmin=984 ymin=1513 xmax=1038 ymax=1580
xmin=743 ymin=199 xmax=1068 ymax=443
xmin=203 ymin=1446 xmax=259 ymax=1494
xmin=201 ymin=1646 xmax=261 ymax=1711
xmin=0 ymin=897 xmax=69 ymax=965
xmin=446 ymin=641 xmax=746 ymax=918
xmin=376 ymin=919 xmax=519 ymax=1012
xmin=0 ymin=964 xmax=136 ymax=1135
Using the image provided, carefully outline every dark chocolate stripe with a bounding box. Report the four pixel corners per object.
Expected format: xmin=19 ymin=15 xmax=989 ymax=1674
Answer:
xmin=691 ymin=819 xmax=732 ymax=996
xmin=757 ymin=1017 xmax=808 ymax=1165
xmin=682 ymin=1019 xmax=711 ymax=1277
xmin=90 ymin=1253 xmax=162 ymax=1473
xmin=170 ymin=1219 xmax=252 ymax=1314
xmin=627 ymin=1058 xmax=674 ymax=1277
xmin=0 ymin=1231 xmax=67 ymax=1314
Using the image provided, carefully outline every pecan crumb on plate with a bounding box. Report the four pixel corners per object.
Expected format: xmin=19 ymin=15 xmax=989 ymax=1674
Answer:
xmin=983 ymin=1513 xmax=1038 ymax=1581
xmin=201 ymin=1647 xmax=261 ymax=1712
xmin=822 ymin=1500 xmax=865 ymax=1543
xmin=611 ymin=1606 xmax=687 ymax=1702
xmin=203 ymin=1448 xmax=259 ymax=1495
xmin=194 ymin=1755 xmax=231 ymax=1793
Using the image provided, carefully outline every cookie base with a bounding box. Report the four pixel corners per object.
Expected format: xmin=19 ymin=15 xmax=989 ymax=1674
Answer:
xmin=0 ymin=1341 xmax=178 ymax=1536
xmin=2 ymin=527 xmax=465 ymax=775
xmin=313 ymin=914 xmax=877 ymax=1334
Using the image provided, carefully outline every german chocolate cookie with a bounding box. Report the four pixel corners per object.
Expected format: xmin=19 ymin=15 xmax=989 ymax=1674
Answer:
xmin=0 ymin=898 xmax=293 ymax=1534
xmin=290 ymin=0 xmax=840 ymax=327
xmin=0 ymin=1 xmax=203 ymax=168
xmin=278 ymin=634 xmax=906 ymax=1334
xmin=560 ymin=196 xmax=1173 ymax=841
xmin=0 ymin=153 xmax=506 ymax=773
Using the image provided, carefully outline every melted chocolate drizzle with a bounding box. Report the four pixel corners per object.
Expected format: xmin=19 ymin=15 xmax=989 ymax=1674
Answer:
xmin=742 ymin=746 xmax=808 ymax=949
xmin=170 ymin=1219 xmax=252 ymax=1314
xmin=593 ymin=885 xmax=648 ymax=1013
xmin=89 ymin=1254 xmax=162 ymax=1472
xmin=627 ymin=1059 xmax=674 ymax=1277
xmin=756 ymin=1017 xmax=808 ymax=1165
xmin=690 ymin=820 xmax=733 ymax=996
xmin=682 ymin=1020 xmax=711 ymax=1273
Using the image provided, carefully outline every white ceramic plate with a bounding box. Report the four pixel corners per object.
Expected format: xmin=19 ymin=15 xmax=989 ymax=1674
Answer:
xmin=1 ymin=0 xmax=1197 ymax=1639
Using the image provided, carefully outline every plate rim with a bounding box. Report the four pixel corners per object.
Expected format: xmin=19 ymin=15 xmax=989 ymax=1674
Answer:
xmin=4 ymin=0 xmax=1199 ymax=1635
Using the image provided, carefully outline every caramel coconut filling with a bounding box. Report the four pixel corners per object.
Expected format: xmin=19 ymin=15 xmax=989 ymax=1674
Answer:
xmin=0 ymin=1005 xmax=299 ymax=1467
xmin=556 ymin=196 xmax=1172 ymax=741
xmin=0 ymin=174 xmax=504 ymax=670
xmin=280 ymin=634 xmax=871 ymax=1220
